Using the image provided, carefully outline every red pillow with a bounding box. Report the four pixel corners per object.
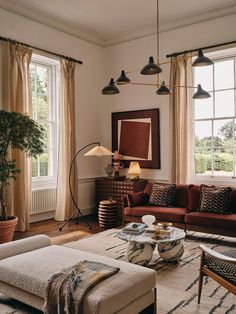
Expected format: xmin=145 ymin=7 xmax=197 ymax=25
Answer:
xmin=127 ymin=192 xmax=149 ymax=208
xmin=188 ymin=185 xmax=200 ymax=211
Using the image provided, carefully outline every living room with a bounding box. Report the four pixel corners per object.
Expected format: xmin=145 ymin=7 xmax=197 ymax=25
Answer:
xmin=0 ymin=0 xmax=236 ymax=313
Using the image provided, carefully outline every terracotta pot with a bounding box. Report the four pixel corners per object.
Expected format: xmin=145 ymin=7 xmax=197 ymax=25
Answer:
xmin=0 ymin=216 xmax=18 ymax=243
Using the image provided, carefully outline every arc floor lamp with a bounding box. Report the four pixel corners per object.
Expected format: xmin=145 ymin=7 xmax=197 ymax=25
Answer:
xmin=59 ymin=142 xmax=113 ymax=231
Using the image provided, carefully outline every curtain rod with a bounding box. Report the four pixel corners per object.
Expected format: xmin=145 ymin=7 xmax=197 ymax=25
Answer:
xmin=0 ymin=35 xmax=83 ymax=65
xmin=166 ymin=40 xmax=236 ymax=59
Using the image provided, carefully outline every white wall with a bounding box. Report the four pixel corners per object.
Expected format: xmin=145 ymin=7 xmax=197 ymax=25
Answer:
xmin=103 ymin=13 xmax=236 ymax=182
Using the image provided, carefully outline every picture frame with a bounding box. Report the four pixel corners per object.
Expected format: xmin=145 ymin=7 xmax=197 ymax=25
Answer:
xmin=112 ymin=108 xmax=160 ymax=169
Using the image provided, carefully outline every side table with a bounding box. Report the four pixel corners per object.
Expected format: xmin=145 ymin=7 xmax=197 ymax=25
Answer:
xmin=98 ymin=200 xmax=118 ymax=229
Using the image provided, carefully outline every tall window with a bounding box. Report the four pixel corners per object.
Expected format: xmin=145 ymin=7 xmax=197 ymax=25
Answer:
xmin=194 ymin=49 xmax=236 ymax=178
xmin=30 ymin=54 xmax=60 ymax=188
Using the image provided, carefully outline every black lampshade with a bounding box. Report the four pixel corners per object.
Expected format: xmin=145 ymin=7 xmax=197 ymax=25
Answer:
xmin=116 ymin=70 xmax=131 ymax=85
xmin=192 ymin=49 xmax=213 ymax=67
xmin=102 ymin=78 xmax=119 ymax=95
xmin=156 ymin=81 xmax=171 ymax=95
xmin=193 ymin=84 xmax=211 ymax=99
xmin=141 ymin=56 xmax=162 ymax=75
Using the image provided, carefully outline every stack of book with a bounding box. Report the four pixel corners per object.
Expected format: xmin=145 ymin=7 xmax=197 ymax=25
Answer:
xmin=122 ymin=223 xmax=147 ymax=235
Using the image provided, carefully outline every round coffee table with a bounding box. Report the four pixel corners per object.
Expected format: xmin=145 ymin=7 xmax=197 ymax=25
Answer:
xmin=117 ymin=227 xmax=185 ymax=266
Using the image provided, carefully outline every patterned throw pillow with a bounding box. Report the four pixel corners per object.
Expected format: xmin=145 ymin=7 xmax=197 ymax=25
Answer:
xmin=149 ymin=183 xmax=176 ymax=207
xmin=199 ymin=185 xmax=231 ymax=214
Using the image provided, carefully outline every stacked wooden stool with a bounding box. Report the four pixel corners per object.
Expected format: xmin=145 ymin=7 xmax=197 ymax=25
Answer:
xmin=98 ymin=200 xmax=118 ymax=229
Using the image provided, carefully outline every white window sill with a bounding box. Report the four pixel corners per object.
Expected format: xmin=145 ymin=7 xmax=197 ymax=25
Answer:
xmin=32 ymin=177 xmax=57 ymax=189
xmin=195 ymin=175 xmax=236 ymax=187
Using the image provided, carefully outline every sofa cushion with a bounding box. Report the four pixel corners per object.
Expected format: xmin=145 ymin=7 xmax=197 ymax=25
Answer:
xmin=173 ymin=185 xmax=189 ymax=208
xmin=149 ymin=183 xmax=176 ymax=207
xmin=199 ymin=185 xmax=231 ymax=214
xmin=0 ymin=245 xmax=156 ymax=314
xmin=127 ymin=192 xmax=149 ymax=208
xmin=124 ymin=206 xmax=187 ymax=223
xmin=185 ymin=212 xmax=236 ymax=231
xmin=188 ymin=184 xmax=200 ymax=211
xmin=144 ymin=183 xmax=188 ymax=208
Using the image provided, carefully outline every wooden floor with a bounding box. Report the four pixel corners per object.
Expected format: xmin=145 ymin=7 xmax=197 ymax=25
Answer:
xmin=13 ymin=215 xmax=104 ymax=245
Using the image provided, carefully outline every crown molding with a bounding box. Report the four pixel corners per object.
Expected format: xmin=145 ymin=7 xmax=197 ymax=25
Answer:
xmin=105 ymin=1 xmax=236 ymax=46
xmin=0 ymin=0 xmax=236 ymax=47
xmin=0 ymin=0 xmax=104 ymax=46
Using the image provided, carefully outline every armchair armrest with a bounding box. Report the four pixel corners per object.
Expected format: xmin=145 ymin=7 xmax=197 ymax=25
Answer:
xmin=199 ymin=244 xmax=236 ymax=264
xmin=0 ymin=235 xmax=52 ymax=260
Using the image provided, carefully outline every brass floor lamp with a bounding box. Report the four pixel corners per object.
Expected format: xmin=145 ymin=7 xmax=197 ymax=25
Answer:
xmin=59 ymin=142 xmax=113 ymax=231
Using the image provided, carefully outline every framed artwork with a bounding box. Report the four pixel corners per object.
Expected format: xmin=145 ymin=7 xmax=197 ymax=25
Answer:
xmin=112 ymin=109 xmax=160 ymax=169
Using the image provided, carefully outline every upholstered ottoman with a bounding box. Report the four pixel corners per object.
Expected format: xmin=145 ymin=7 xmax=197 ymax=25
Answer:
xmin=0 ymin=235 xmax=156 ymax=313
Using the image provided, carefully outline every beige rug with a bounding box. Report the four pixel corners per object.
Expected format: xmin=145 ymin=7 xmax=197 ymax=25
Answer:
xmin=0 ymin=230 xmax=235 ymax=313
xmin=65 ymin=230 xmax=236 ymax=314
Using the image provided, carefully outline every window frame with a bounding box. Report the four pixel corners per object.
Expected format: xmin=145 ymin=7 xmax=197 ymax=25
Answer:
xmin=193 ymin=49 xmax=236 ymax=181
xmin=31 ymin=54 xmax=60 ymax=189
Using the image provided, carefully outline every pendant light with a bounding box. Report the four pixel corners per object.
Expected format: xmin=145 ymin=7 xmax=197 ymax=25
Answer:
xmin=101 ymin=0 xmax=212 ymax=99
xmin=193 ymin=84 xmax=211 ymax=99
xmin=116 ymin=70 xmax=131 ymax=84
xmin=141 ymin=56 xmax=162 ymax=75
xmin=192 ymin=49 xmax=213 ymax=67
xmin=101 ymin=78 xmax=119 ymax=95
xmin=156 ymin=81 xmax=171 ymax=95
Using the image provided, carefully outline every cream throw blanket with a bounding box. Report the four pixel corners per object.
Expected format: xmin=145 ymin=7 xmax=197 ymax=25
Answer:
xmin=44 ymin=260 xmax=120 ymax=314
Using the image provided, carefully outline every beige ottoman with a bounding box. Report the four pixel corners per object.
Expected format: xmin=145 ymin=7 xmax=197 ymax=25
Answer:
xmin=0 ymin=235 xmax=156 ymax=313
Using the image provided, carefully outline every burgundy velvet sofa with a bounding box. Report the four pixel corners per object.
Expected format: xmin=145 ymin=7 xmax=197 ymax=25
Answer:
xmin=123 ymin=182 xmax=236 ymax=238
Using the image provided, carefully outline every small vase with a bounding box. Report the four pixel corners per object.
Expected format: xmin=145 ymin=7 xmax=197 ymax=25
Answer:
xmin=105 ymin=164 xmax=114 ymax=177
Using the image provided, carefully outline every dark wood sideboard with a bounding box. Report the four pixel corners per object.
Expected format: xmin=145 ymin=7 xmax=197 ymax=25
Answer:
xmin=95 ymin=178 xmax=147 ymax=226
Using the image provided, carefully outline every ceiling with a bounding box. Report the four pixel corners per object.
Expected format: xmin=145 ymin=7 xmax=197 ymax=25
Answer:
xmin=0 ymin=0 xmax=236 ymax=46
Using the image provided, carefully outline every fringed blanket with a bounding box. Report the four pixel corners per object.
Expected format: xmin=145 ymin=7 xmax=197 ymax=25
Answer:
xmin=43 ymin=260 xmax=120 ymax=314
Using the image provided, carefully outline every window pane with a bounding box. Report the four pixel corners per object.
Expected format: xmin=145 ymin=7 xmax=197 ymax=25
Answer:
xmin=37 ymin=95 xmax=48 ymax=121
xmin=215 ymin=90 xmax=234 ymax=118
xmin=32 ymin=157 xmax=38 ymax=177
xmin=195 ymin=149 xmax=211 ymax=175
xmin=195 ymin=120 xmax=212 ymax=143
xmin=214 ymin=119 xmax=233 ymax=143
xmin=194 ymin=93 xmax=213 ymax=119
xmin=214 ymin=60 xmax=234 ymax=90
xmin=194 ymin=66 xmax=213 ymax=91
xmin=36 ymin=66 xmax=49 ymax=94
xmin=40 ymin=153 xmax=48 ymax=177
xmin=213 ymin=148 xmax=233 ymax=177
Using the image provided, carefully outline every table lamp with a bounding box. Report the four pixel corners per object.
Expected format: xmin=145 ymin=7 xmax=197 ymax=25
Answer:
xmin=128 ymin=161 xmax=141 ymax=180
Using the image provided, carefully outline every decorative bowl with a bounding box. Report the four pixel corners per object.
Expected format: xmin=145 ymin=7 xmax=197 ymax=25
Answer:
xmin=157 ymin=222 xmax=173 ymax=229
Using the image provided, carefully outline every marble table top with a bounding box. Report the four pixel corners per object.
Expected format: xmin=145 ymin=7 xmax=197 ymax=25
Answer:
xmin=116 ymin=227 xmax=186 ymax=244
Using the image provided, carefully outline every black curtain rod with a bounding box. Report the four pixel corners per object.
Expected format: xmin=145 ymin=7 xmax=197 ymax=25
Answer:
xmin=166 ymin=40 xmax=236 ymax=59
xmin=0 ymin=35 xmax=83 ymax=65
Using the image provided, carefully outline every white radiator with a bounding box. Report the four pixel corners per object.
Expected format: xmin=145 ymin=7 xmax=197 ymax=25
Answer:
xmin=31 ymin=188 xmax=57 ymax=215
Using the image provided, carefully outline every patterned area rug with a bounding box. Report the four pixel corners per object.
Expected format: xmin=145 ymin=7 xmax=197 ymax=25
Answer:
xmin=0 ymin=230 xmax=235 ymax=313
xmin=65 ymin=230 xmax=236 ymax=314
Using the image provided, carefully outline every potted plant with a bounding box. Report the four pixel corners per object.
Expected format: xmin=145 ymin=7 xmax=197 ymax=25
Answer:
xmin=0 ymin=110 xmax=44 ymax=243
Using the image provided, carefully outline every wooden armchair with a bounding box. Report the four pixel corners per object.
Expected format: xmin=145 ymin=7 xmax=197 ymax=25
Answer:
xmin=198 ymin=244 xmax=236 ymax=303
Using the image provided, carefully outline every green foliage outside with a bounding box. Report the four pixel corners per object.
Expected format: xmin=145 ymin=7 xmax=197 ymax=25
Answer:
xmin=195 ymin=120 xmax=235 ymax=174
xmin=30 ymin=64 xmax=49 ymax=178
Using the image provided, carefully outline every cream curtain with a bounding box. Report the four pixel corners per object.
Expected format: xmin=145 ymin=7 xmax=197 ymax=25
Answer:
xmin=3 ymin=42 xmax=33 ymax=231
xmin=169 ymin=54 xmax=195 ymax=184
xmin=55 ymin=59 xmax=76 ymax=221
